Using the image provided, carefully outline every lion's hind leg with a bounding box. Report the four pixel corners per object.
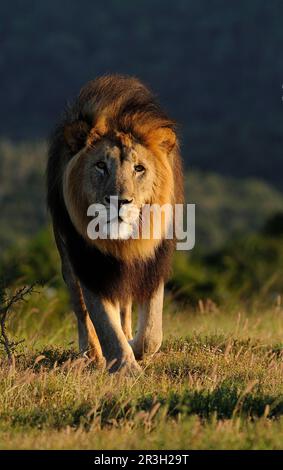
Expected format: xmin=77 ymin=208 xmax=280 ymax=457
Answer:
xmin=130 ymin=282 xmax=164 ymax=360
xmin=120 ymin=300 xmax=133 ymax=341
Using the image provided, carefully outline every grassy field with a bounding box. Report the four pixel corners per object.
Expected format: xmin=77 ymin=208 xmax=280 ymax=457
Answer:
xmin=1 ymin=143 xmax=282 ymax=450
xmin=0 ymin=287 xmax=282 ymax=450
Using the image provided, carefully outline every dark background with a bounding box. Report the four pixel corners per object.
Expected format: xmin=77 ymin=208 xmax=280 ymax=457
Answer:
xmin=0 ymin=0 xmax=283 ymax=306
xmin=1 ymin=0 xmax=282 ymax=187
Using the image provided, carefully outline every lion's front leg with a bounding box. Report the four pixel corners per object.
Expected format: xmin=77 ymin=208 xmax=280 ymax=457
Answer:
xmin=73 ymin=280 xmax=103 ymax=362
xmin=63 ymin=266 xmax=103 ymax=362
xmin=82 ymin=286 xmax=141 ymax=375
xmin=130 ymin=282 xmax=164 ymax=360
xmin=54 ymin=227 xmax=103 ymax=362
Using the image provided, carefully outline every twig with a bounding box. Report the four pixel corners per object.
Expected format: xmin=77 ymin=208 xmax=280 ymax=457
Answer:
xmin=0 ymin=284 xmax=37 ymax=364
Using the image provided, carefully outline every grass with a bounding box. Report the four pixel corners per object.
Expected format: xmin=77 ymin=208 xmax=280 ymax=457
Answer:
xmin=0 ymin=287 xmax=282 ymax=450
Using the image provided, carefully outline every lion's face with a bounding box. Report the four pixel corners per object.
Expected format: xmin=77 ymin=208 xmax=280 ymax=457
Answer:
xmin=89 ymin=138 xmax=156 ymax=218
xmin=63 ymin=129 xmax=175 ymax=261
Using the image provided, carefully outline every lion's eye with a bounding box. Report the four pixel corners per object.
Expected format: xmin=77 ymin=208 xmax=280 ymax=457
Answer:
xmin=134 ymin=164 xmax=145 ymax=173
xmin=95 ymin=161 xmax=107 ymax=171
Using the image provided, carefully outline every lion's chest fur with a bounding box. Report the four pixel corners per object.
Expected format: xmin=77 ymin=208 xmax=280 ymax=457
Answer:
xmin=65 ymin=219 xmax=174 ymax=303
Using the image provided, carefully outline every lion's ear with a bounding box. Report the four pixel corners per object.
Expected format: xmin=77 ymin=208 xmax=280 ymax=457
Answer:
xmin=64 ymin=121 xmax=90 ymax=153
xmin=150 ymin=127 xmax=176 ymax=154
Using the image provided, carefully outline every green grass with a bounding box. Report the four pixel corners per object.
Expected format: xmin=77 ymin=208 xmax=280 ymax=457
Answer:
xmin=0 ymin=287 xmax=282 ymax=450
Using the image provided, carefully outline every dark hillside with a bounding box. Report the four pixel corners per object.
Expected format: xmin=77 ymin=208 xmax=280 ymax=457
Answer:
xmin=0 ymin=1 xmax=282 ymax=186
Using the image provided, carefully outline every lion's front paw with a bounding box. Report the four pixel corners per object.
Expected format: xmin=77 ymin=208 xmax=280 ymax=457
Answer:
xmin=107 ymin=355 xmax=142 ymax=376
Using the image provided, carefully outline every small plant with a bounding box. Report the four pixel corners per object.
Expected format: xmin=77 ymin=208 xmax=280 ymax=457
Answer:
xmin=0 ymin=283 xmax=37 ymax=364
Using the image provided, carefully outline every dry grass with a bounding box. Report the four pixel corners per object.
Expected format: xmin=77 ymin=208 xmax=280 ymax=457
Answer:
xmin=0 ymin=287 xmax=282 ymax=449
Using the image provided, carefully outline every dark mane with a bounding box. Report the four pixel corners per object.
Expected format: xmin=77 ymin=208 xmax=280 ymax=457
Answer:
xmin=63 ymin=210 xmax=175 ymax=303
xmin=77 ymin=74 xmax=175 ymax=136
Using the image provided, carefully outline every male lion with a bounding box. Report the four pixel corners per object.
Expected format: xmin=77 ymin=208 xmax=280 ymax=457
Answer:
xmin=47 ymin=75 xmax=183 ymax=374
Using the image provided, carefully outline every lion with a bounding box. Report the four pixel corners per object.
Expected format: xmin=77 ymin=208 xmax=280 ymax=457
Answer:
xmin=47 ymin=75 xmax=184 ymax=374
